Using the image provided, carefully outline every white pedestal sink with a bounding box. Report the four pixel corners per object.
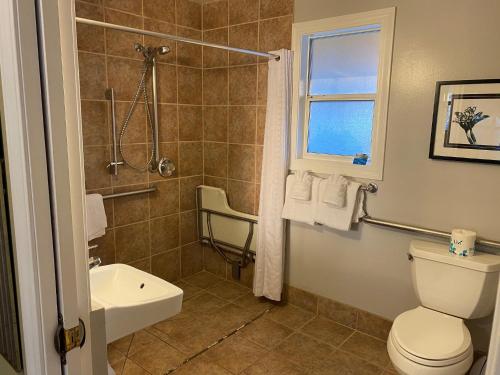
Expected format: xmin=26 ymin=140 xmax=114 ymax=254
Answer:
xmin=90 ymin=264 xmax=183 ymax=343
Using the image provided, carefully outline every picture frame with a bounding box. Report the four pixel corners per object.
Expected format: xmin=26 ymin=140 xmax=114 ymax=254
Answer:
xmin=429 ymin=79 xmax=500 ymax=164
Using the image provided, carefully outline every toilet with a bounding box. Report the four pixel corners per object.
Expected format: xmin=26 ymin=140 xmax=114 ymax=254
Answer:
xmin=388 ymin=240 xmax=500 ymax=375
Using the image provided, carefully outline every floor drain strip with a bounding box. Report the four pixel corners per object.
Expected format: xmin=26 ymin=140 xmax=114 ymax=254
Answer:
xmin=164 ymin=306 xmax=273 ymax=374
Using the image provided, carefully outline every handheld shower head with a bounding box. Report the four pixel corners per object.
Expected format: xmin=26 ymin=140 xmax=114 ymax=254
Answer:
xmin=159 ymin=46 xmax=170 ymax=55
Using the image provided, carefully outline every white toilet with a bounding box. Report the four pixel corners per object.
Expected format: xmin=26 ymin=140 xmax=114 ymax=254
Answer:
xmin=388 ymin=240 xmax=500 ymax=375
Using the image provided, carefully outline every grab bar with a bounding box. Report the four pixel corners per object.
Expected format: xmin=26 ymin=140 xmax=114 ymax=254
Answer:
xmin=200 ymin=207 xmax=258 ymax=224
xmin=285 ymin=176 xmax=499 ymax=249
xmin=361 ymin=216 xmax=500 ymax=249
xmin=102 ymin=187 xmax=156 ymax=200
xmin=105 ymin=88 xmax=123 ymax=175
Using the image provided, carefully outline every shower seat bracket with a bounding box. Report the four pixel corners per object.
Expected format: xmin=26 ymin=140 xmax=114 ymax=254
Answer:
xmin=197 ymin=186 xmax=258 ymax=279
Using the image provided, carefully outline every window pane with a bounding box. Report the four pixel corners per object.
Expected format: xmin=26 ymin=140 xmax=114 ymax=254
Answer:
xmin=307 ymin=101 xmax=374 ymax=156
xmin=309 ymin=30 xmax=380 ymax=95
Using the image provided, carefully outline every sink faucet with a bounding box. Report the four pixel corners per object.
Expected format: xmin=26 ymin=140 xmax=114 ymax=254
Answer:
xmin=89 ymin=256 xmax=101 ymax=270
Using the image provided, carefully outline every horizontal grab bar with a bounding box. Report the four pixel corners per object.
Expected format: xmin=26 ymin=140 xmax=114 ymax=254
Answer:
xmin=200 ymin=237 xmax=256 ymax=258
xmin=102 ymin=187 xmax=156 ymax=200
xmin=199 ymin=207 xmax=258 ymax=224
xmin=361 ymin=216 xmax=500 ymax=249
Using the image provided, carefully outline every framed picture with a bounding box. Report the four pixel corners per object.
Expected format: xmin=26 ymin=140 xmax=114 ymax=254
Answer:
xmin=429 ymin=79 xmax=500 ymax=164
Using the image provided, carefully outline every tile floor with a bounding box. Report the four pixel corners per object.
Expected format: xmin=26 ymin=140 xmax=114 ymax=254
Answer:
xmin=108 ymin=270 xmax=397 ymax=375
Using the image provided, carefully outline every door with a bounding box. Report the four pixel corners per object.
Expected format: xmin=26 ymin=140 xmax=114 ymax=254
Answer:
xmin=35 ymin=0 xmax=94 ymax=374
xmin=0 ymin=0 xmax=93 ymax=374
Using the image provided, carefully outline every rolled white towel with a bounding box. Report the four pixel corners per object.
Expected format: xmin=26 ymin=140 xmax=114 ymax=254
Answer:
xmin=282 ymin=175 xmax=320 ymax=225
xmin=290 ymin=170 xmax=313 ymax=201
xmin=322 ymin=174 xmax=348 ymax=207
xmin=314 ymin=181 xmax=363 ymax=231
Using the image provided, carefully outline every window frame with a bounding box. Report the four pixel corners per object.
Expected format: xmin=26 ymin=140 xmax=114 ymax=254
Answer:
xmin=291 ymin=8 xmax=396 ymax=180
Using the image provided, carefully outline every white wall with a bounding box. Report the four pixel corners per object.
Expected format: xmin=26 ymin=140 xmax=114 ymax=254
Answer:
xmin=290 ymin=0 xmax=500 ymax=350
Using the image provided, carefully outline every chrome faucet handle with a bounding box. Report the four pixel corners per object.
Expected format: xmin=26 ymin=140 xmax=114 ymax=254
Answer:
xmin=89 ymin=256 xmax=102 ymax=270
xmin=158 ymin=157 xmax=176 ymax=177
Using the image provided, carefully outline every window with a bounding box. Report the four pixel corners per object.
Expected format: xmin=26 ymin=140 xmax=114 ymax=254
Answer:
xmin=291 ymin=8 xmax=395 ymax=180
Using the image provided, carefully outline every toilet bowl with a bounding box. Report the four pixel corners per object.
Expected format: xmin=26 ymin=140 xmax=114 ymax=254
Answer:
xmin=387 ymin=241 xmax=500 ymax=375
xmin=387 ymin=307 xmax=473 ymax=375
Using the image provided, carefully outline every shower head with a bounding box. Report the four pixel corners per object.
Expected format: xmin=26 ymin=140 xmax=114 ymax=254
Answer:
xmin=134 ymin=43 xmax=170 ymax=59
xmin=159 ymin=46 xmax=170 ymax=55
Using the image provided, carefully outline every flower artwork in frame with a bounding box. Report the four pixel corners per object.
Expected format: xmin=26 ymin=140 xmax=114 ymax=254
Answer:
xmin=429 ymin=79 xmax=500 ymax=164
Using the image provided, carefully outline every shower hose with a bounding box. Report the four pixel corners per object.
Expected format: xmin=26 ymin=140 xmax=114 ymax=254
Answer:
xmin=118 ymin=59 xmax=156 ymax=172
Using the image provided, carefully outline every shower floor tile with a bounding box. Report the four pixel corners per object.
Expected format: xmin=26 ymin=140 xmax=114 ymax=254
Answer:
xmin=108 ymin=270 xmax=395 ymax=375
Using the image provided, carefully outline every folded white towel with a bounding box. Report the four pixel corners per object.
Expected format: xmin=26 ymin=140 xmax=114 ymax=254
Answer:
xmin=86 ymin=194 xmax=107 ymax=241
xmin=314 ymin=180 xmax=364 ymax=231
xmin=290 ymin=170 xmax=313 ymax=201
xmin=322 ymin=174 xmax=348 ymax=207
xmin=282 ymin=175 xmax=320 ymax=225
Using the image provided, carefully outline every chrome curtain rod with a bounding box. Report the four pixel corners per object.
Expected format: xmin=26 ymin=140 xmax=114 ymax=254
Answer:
xmin=361 ymin=216 xmax=500 ymax=249
xmin=75 ymin=17 xmax=280 ymax=61
xmin=102 ymin=187 xmax=156 ymax=200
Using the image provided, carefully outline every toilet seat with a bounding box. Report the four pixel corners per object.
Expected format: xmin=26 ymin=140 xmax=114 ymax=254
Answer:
xmin=391 ymin=307 xmax=472 ymax=367
xmin=388 ymin=333 xmax=474 ymax=375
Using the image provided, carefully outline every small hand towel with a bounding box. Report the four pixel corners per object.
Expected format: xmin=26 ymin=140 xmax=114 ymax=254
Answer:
xmin=314 ymin=180 xmax=363 ymax=231
xmin=86 ymin=194 xmax=107 ymax=241
xmin=322 ymin=174 xmax=348 ymax=207
xmin=282 ymin=175 xmax=320 ymax=225
xmin=290 ymin=170 xmax=313 ymax=201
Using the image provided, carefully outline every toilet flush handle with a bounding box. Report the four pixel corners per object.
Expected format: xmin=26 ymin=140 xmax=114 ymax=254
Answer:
xmin=407 ymin=253 xmax=414 ymax=261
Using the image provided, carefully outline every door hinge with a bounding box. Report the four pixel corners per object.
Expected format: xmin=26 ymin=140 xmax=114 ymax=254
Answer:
xmin=54 ymin=314 xmax=86 ymax=364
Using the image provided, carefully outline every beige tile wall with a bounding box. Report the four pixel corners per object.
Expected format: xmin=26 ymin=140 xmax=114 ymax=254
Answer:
xmin=78 ymin=0 xmax=206 ymax=282
xmin=78 ymin=0 xmax=293 ymax=286
xmin=200 ymin=0 xmax=293 ymax=283
xmin=201 ymin=0 xmax=293 ymax=215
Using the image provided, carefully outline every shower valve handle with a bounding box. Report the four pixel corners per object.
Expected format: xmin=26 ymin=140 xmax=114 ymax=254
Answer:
xmin=158 ymin=158 xmax=176 ymax=177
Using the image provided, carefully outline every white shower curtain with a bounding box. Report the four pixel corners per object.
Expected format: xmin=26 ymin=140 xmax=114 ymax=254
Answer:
xmin=253 ymin=49 xmax=292 ymax=301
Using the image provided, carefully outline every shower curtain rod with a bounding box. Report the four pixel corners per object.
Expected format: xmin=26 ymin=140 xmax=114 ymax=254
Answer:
xmin=75 ymin=17 xmax=281 ymax=61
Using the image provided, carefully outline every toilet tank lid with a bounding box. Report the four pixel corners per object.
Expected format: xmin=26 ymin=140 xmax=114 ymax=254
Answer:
xmin=409 ymin=240 xmax=500 ymax=273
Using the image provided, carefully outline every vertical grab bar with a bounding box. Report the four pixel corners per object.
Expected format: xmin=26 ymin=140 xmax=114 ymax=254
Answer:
xmin=105 ymin=88 xmax=123 ymax=175
xmin=151 ymin=57 xmax=160 ymax=170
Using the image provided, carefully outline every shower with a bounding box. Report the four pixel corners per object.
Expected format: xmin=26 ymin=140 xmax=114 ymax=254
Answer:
xmin=107 ymin=43 xmax=176 ymax=177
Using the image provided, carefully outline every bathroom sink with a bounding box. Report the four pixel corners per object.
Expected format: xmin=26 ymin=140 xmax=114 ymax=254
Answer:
xmin=89 ymin=264 xmax=183 ymax=343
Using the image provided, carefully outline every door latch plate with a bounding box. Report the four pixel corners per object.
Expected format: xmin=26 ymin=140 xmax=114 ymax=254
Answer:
xmin=54 ymin=314 xmax=86 ymax=364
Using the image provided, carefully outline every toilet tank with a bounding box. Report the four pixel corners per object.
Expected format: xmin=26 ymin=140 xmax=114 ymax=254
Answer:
xmin=410 ymin=240 xmax=500 ymax=319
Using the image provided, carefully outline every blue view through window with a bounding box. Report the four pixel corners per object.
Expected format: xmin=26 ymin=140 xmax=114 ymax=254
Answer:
xmin=307 ymin=101 xmax=374 ymax=156
xmin=308 ymin=30 xmax=380 ymax=95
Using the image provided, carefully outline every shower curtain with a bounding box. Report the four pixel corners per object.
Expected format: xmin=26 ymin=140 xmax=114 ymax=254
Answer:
xmin=253 ymin=49 xmax=292 ymax=301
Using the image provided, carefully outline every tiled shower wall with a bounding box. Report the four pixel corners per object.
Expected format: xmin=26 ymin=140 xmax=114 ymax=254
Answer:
xmin=200 ymin=0 xmax=293 ymax=283
xmin=77 ymin=0 xmax=293 ymax=285
xmin=78 ymin=0 xmax=206 ymax=281
xmin=201 ymin=0 xmax=293 ymax=215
